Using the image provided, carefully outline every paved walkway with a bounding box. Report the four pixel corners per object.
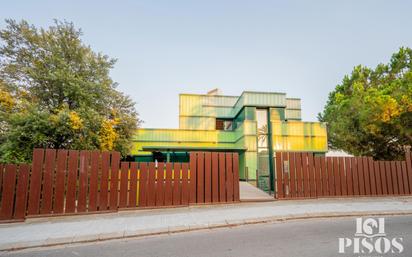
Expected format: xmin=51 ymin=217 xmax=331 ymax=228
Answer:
xmin=239 ymin=182 xmax=273 ymax=201
xmin=1 ymin=197 xmax=412 ymax=251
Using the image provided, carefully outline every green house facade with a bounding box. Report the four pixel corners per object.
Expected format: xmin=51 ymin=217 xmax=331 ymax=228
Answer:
xmin=132 ymin=90 xmax=327 ymax=192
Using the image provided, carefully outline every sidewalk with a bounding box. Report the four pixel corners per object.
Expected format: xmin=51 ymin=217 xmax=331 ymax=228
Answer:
xmin=1 ymin=197 xmax=412 ymax=251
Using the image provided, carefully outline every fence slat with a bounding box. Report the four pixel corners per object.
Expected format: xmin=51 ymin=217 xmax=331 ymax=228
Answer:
xmin=109 ymin=152 xmax=120 ymax=210
xmin=406 ymin=151 xmax=412 ymax=194
xmin=332 ymin=157 xmax=340 ymax=196
xmin=28 ymin=149 xmax=44 ymax=215
xmin=119 ymin=162 xmax=129 ymax=208
xmin=225 ymin=153 xmax=234 ymax=202
xmin=351 ymin=158 xmax=359 ymax=195
xmin=326 ymin=157 xmax=334 ymax=196
xmin=77 ymin=150 xmax=90 ymax=213
xmin=401 ymin=162 xmax=410 ymax=194
xmin=181 ymin=163 xmax=189 ymax=205
xmin=204 ymin=152 xmax=212 ymax=203
xmin=40 ymin=149 xmax=57 ymax=214
xmin=357 ymin=157 xmax=365 ymax=195
xmin=295 ymin=153 xmax=303 ymax=197
xmin=320 ymin=156 xmax=328 ymax=196
xmin=172 ymin=163 xmax=181 ymax=205
xmin=129 ymin=162 xmax=138 ymax=207
xmin=385 ymin=161 xmax=394 ymax=195
xmin=189 ymin=152 xmax=197 ymax=204
xmin=308 ymin=154 xmax=316 ymax=197
xmin=219 ymin=152 xmax=226 ymax=202
xmin=164 ymin=163 xmax=173 ymax=206
xmin=147 ymin=162 xmax=156 ymax=207
xmin=314 ymin=156 xmax=322 ymax=197
xmin=380 ymin=161 xmax=388 ymax=195
xmin=99 ymin=152 xmax=110 ymax=210
xmin=391 ymin=161 xmax=399 ymax=195
xmin=345 ymin=157 xmax=353 ymax=196
xmin=0 ymin=165 xmax=17 ymax=220
xmin=396 ymin=162 xmax=404 ymax=195
xmin=196 ymin=152 xmax=205 ymax=203
xmin=302 ymin=153 xmax=310 ymax=197
xmin=339 ymin=157 xmax=347 ymax=196
xmin=14 ymin=164 xmax=30 ymax=219
xmin=155 ymin=162 xmax=165 ymax=206
xmin=0 ymin=165 xmax=3 ymax=204
xmin=275 ymin=152 xmax=284 ymax=199
xmin=368 ymin=158 xmax=376 ymax=195
xmin=40 ymin=149 xmax=56 ymax=214
xmin=211 ymin=152 xmax=219 ymax=203
xmin=88 ymin=151 xmax=100 ymax=212
xmin=65 ymin=150 xmax=78 ymax=213
xmin=53 ymin=150 xmax=68 ymax=213
xmin=363 ymin=157 xmax=371 ymax=195
xmin=374 ymin=161 xmax=382 ymax=195
xmin=138 ymin=163 xmax=148 ymax=207
xmin=289 ymin=153 xmax=296 ymax=197
xmin=282 ymin=152 xmax=290 ymax=198
xmin=233 ymin=153 xmax=240 ymax=202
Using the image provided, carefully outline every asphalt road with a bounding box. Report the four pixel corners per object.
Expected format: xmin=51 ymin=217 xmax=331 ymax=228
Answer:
xmin=3 ymin=215 xmax=412 ymax=257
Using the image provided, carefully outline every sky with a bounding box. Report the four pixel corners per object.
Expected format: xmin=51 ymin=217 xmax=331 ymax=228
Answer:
xmin=1 ymin=0 xmax=411 ymax=128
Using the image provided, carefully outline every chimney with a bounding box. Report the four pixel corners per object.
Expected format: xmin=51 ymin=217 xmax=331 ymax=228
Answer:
xmin=207 ymin=88 xmax=221 ymax=95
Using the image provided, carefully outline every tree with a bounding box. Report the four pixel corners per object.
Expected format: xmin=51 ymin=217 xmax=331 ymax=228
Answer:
xmin=0 ymin=19 xmax=141 ymax=163
xmin=319 ymin=47 xmax=412 ymax=160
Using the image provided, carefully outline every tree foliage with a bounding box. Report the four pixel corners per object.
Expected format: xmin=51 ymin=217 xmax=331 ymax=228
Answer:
xmin=0 ymin=19 xmax=141 ymax=163
xmin=319 ymin=47 xmax=412 ymax=160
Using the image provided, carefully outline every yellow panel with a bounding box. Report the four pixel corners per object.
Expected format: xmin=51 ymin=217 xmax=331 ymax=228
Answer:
xmin=244 ymin=151 xmax=257 ymax=180
xmin=272 ymin=135 xmax=327 ymax=152
xmin=285 ymin=122 xmax=304 ymax=136
xmin=243 ymin=135 xmax=257 ymax=151
xmin=312 ymin=123 xmax=327 ymax=137
xmin=179 ymin=116 xmax=215 ymax=130
xmin=271 ymin=121 xmax=282 ymax=136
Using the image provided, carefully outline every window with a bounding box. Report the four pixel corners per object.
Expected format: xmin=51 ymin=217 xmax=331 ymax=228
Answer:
xmin=216 ymin=119 xmax=233 ymax=131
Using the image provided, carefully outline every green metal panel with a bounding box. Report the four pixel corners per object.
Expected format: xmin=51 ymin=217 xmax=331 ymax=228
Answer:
xmin=244 ymin=107 xmax=256 ymax=120
xmin=180 ymin=92 xmax=287 ymax=119
xmin=179 ymin=94 xmax=238 ymax=118
xmin=286 ymin=98 xmax=301 ymax=109
xmin=179 ymin=116 xmax=215 ymax=130
xmin=232 ymin=92 xmax=286 ymax=116
xmin=285 ymin=109 xmax=301 ymax=120
xmin=134 ymin=129 xmax=243 ymax=143
xmin=244 ymin=151 xmax=257 ymax=180
xmin=270 ymin=107 xmax=285 ymax=121
xmin=238 ymin=152 xmax=246 ymax=180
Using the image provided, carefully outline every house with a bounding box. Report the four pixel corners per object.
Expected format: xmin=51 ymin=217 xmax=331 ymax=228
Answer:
xmin=132 ymin=90 xmax=328 ymax=192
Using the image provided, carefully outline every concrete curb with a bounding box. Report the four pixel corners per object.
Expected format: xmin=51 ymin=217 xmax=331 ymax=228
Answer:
xmin=2 ymin=210 xmax=412 ymax=252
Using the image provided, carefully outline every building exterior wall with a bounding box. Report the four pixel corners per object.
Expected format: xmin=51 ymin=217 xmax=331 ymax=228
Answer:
xmin=132 ymin=91 xmax=328 ymax=191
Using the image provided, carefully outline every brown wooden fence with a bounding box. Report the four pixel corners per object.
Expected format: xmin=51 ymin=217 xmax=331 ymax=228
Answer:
xmin=275 ymin=151 xmax=412 ymax=199
xmin=0 ymin=149 xmax=239 ymax=222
